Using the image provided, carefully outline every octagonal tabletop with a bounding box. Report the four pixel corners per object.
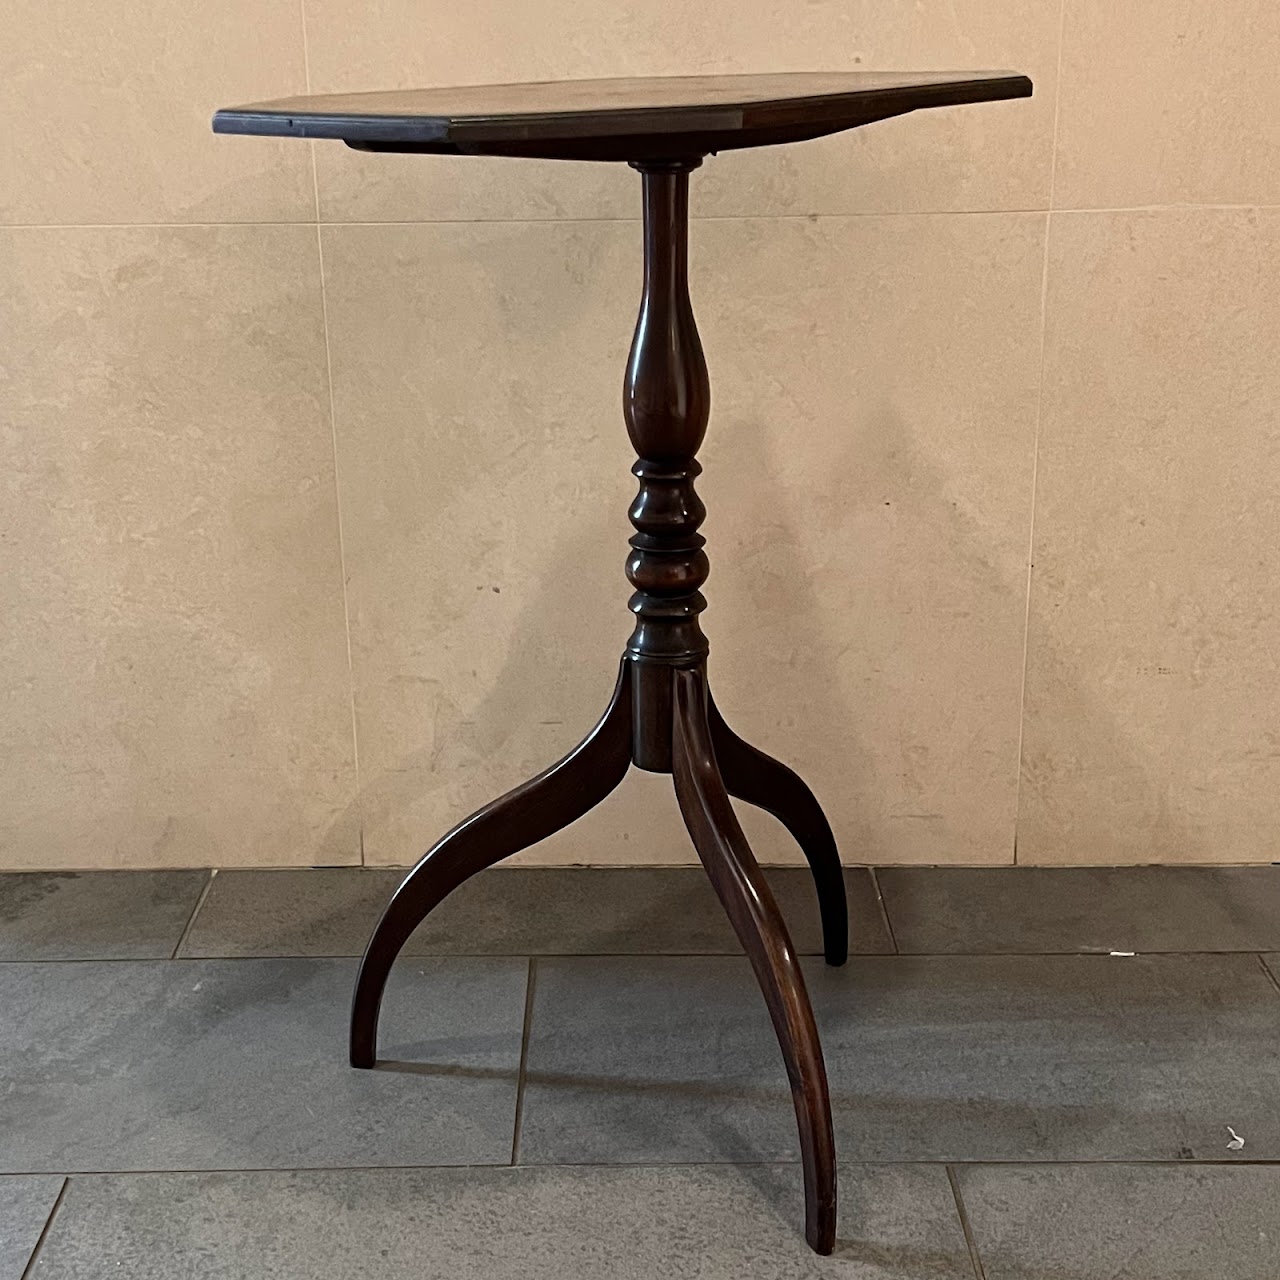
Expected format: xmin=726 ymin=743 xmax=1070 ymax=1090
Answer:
xmin=212 ymin=71 xmax=1032 ymax=163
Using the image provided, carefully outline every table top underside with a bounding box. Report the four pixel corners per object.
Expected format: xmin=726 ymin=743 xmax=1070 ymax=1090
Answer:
xmin=212 ymin=71 xmax=1032 ymax=161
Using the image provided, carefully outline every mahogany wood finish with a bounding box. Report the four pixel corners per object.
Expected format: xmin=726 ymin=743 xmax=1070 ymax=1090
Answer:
xmin=348 ymin=660 xmax=634 ymax=1068
xmin=708 ymin=693 xmax=848 ymax=966
xmin=624 ymin=158 xmax=711 ymax=766
xmin=213 ymin=71 xmax=1031 ymax=162
xmin=673 ymin=667 xmax=837 ymax=1253
xmin=213 ymin=71 xmax=1031 ymax=1253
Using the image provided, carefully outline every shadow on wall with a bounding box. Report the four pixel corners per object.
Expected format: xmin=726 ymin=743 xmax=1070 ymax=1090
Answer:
xmin=321 ymin=237 xmax=1198 ymax=871
xmin=710 ymin=372 xmax=1198 ymax=866
xmin=339 ymin=473 xmax=625 ymax=864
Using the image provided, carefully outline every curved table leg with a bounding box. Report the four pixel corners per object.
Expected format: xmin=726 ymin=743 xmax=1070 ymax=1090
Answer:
xmin=707 ymin=695 xmax=848 ymax=965
xmin=350 ymin=660 xmax=634 ymax=1068
xmin=672 ymin=667 xmax=837 ymax=1255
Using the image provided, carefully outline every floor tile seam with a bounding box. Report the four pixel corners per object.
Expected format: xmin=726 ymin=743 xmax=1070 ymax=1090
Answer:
xmin=946 ymin=1165 xmax=989 ymax=1280
xmin=10 ymin=1158 xmax=1280 ymax=1178
xmin=170 ymin=870 xmax=218 ymax=959
xmin=867 ymin=867 xmax=900 ymax=954
xmin=1256 ymin=954 xmax=1280 ymax=996
xmin=18 ymin=1176 xmax=68 ymax=1280
xmin=510 ymin=959 xmax=538 ymax=1165
xmin=3 ymin=947 xmax=1274 ymax=963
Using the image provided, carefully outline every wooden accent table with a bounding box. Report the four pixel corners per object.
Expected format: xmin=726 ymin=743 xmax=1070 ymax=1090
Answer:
xmin=213 ymin=71 xmax=1031 ymax=1253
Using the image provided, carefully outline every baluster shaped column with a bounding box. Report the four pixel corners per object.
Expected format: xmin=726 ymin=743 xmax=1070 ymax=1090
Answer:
xmin=623 ymin=158 xmax=711 ymax=771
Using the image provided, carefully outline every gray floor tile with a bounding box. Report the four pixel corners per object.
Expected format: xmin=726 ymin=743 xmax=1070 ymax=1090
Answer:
xmin=0 ymin=872 xmax=207 ymax=961
xmin=30 ymin=1164 xmax=971 ymax=1279
xmin=183 ymin=866 xmax=890 ymax=958
xmin=879 ymin=865 xmax=1280 ymax=954
xmin=520 ymin=953 xmax=1280 ymax=1164
xmin=181 ymin=868 xmax=398 ymax=957
xmin=956 ymin=1163 xmax=1280 ymax=1279
xmin=0 ymin=958 xmax=526 ymax=1173
xmin=0 ymin=1177 xmax=63 ymax=1280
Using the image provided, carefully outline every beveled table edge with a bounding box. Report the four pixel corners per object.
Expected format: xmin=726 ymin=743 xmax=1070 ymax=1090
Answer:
xmin=211 ymin=71 xmax=1032 ymax=152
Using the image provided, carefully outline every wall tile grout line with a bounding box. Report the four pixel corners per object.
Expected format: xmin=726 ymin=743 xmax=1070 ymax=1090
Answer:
xmin=1010 ymin=0 xmax=1071 ymax=867
xmin=4 ymin=204 xmax=1280 ymax=233
xmin=867 ymin=867 xmax=899 ymax=954
xmin=19 ymin=1176 xmax=69 ymax=1280
xmin=510 ymin=958 xmax=538 ymax=1165
xmin=946 ymin=1165 xmax=989 ymax=1280
xmin=169 ymin=869 xmax=217 ymax=960
xmin=312 ymin=205 xmax=365 ymax=868
xmin=1045 ymin=0 xmax=1071 ymax=220
xmin=295 ymin=0 xmax=365 ymax=868
xmin=296 ymin=0 xmax=319 ymax=222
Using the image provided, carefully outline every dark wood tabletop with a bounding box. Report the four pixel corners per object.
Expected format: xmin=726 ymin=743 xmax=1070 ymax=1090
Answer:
xmin=212 ymin=71 xmax=1032 ymax=162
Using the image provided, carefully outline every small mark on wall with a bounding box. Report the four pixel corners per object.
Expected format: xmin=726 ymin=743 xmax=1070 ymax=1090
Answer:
xmin=1136 ymin=664 xmax=1175 ymax=677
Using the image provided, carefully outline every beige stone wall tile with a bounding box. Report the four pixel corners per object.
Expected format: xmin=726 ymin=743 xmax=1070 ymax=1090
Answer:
xmin=1054 ymin=1 xmax=1280 ymax=208
xmin=320 ymin=210 xmax=1043 ymax=867
xmin=0 ymin=226 xmax=358 ymax=868
xmin=304 ymin=0 xmax=1056 ymax=222
xmin=1 ymin=0 xmax=314 ymax=224
xmin=1019 ymin=209 xmax=1280 ymax=863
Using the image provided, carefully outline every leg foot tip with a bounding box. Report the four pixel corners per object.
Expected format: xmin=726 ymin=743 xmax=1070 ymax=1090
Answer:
xmin=806 ymin=1228 xmax=836 ymax=1256
xmin=806 ymin=1198 xmax=837 ymax=1254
